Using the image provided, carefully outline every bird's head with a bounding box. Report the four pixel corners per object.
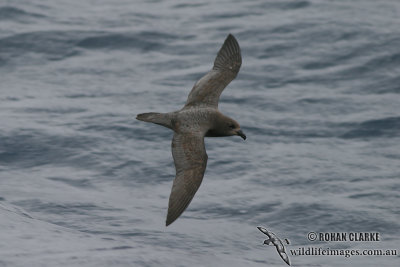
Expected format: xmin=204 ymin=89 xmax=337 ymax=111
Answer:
xmin=225 ymin=118 xmax=246 ymax=140
xmin=208 ymin=113 xmax=246 ymax=140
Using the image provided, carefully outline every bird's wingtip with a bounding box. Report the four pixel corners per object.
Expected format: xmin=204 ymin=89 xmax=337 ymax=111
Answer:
xmin=225 ymin=33 xmax=238 ymax=43
xmin=213 ymin=33 xmax=241 ymax=73
xmin=257 ymin=226 xmax=266 ymax=232
xmin=166 ymin=214 xmax=177 ymax=226
xmin=226 ymin=33 xmax=239 ymax=45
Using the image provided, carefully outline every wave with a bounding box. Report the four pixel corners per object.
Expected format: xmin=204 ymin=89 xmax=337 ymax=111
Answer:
xmin=0 ymin=202 xmax=33 ymax=219
xmin=364 ymin=76 xmax=400 ymax=94
xmin=252 ymin=0 xmax=310 ymax=10
xmin=341 ymin=117 xmax=400 ymax=139
xmin=0 ymin=129 xmax=97 ymax=168
xmin=338 ymin=52 xmax=400 ymax=78
xmin=269 ymin=203 xmax=398 ymax=233
xmin=13 ymin=199 xmax=118 ymax=215
xmin=46 ymin=177 xmax=94 ymax=189
xmin=0 ymin=6 xmax=45 ymax=21
xmin=0 ymin=30 xmax=179 ymax=66
xmin=76 ymin=34 xmax=161 ymax=50
xmin=0 ymin=30 xmax=87 ymax=63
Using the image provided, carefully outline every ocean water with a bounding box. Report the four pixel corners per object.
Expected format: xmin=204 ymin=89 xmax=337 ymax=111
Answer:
xmin=0 ymin=0 xmax=399 ymax=266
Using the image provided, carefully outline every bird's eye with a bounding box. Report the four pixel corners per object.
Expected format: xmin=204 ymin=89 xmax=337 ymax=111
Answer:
xmin=229 ymin=124 xmax=235 ymax=129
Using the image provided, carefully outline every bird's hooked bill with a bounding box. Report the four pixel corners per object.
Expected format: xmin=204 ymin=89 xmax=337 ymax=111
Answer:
xmin=236 ymin=130 xmax=246 ymax=140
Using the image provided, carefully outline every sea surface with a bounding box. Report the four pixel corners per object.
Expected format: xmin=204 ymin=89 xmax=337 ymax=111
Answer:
xmin=0 ymin=0 xmax=399 ymax=266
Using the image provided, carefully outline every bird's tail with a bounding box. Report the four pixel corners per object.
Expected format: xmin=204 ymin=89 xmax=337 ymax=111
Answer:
xmin=136 ymin=112 xmax=172 ymax=129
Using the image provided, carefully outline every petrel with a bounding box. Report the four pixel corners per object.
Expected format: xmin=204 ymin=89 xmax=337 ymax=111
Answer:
xmin=257 ymin=226 xmax=291 ymax=266
xmin=137 ymin=34 xmax=245 ymax=226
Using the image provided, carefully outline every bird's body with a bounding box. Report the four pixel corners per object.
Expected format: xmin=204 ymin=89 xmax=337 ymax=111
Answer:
xmin=257 ymin=227 xmax=291 ymax=266
xmin=137 ymin=34 xmax=245 ymax=226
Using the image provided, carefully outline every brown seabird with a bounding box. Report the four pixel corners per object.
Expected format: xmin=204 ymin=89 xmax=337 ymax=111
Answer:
xmin=137 ymin=34 xmax=245 ymax=226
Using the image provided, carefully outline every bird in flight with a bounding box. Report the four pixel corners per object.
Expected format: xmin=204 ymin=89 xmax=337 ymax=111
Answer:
xmin=257 ymin=226 xmax=291 ymax=266
xmin=137 ymin=34 xmax=245 ymax=226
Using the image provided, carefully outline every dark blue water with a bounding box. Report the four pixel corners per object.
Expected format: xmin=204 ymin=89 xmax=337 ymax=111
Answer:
xmin=0 ymin=0 xmax=399 ymax=266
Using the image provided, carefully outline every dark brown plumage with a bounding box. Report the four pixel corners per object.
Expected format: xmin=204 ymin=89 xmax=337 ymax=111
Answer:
xmin=137 ymin=34 xmax=245 ymax=226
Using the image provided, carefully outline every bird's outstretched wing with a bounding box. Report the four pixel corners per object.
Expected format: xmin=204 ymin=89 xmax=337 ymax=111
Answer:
xmin=257 ymin=226 xmax=272 ymax=238
xmin=184 ymin=34 xmax=241 ymax=109
xmin=278 ymin=249 xmax=291 ymax=266
xmin=166 ymin=132 xmax=208 ymax=226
